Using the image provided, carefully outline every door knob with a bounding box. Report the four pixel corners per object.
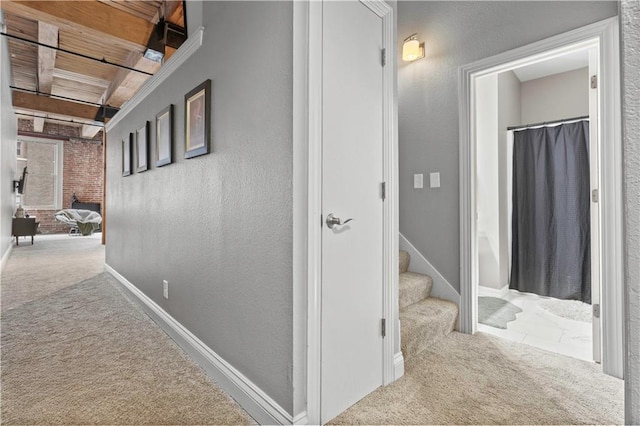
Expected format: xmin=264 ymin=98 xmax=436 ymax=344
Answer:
xmin=326 ymin=213 xmax=354 ymax=229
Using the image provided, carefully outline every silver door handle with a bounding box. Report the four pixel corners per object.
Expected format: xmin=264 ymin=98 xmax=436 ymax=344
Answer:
xmin=326 ymin=213 xmax=354 ymax=229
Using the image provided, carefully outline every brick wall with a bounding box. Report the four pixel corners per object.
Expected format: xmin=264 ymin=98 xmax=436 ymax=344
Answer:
xmin=18 ymin=119 xmax=104 ymax=234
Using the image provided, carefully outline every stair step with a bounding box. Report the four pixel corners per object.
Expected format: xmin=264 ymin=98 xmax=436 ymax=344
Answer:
xmin=399 ymin=272 xmax=432 ymax=309
xmin=400 ymin=297 xmax=458 ymax=359
xmin=399 ymin=250 xmax=410 ymax=274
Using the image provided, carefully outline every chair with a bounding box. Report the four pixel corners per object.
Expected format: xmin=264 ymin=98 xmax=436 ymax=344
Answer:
xmin=12 ymin=217 xmax=39 ymax=245
xmin=55 ymin=209 xmax=102 ymax=236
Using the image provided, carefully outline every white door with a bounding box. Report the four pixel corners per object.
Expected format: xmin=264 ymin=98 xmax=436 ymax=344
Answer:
xmin=588 ymin=47 xmax=602 ymax=363
xmin=321 ymin=1 xmax=385 ymax=423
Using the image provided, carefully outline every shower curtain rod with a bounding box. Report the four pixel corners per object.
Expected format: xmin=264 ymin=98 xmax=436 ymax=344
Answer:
xmin=507 ymin=115 xmax=589 ymax=131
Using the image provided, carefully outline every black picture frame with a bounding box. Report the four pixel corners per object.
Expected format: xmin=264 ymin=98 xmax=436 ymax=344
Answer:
xmin=156 ymin=105 xmax=173 ymax=167
xmin=135 ymin=121 xmax=150 ymax=172
xmin=122 ymin=134 xmax=132 ymax=177
xmin=184 ymin=79 xmax=211 ymax=159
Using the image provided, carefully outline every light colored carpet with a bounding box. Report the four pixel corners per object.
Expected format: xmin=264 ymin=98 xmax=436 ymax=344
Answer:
xmin=400 ymin=298 xmax=457 ymax=359
xmin=399 ymin=272 xmax=432 ymax=309
xmin=1 ymin=234 xmax=105 ymax=312
xmin=538 ymin=298 xmax=592 ymax=323
xmin=0 ymin=235 xmax=254 ymax=425
xmin=478 ymin=296 xmax=522 ymax=329
xmin=329 ymin=331 xmax=624 ymax=425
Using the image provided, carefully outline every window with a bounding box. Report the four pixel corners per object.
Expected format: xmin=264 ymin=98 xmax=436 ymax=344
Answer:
xmin=16 ymin=138 xmax=63 ymax=210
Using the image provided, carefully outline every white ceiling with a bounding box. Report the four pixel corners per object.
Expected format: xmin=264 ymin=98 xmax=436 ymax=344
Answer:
xmin=512 ymin=49 xmax=590 ymax=82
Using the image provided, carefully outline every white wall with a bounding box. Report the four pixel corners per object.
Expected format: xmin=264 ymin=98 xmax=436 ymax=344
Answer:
xmin=475 ymin=75 xmax=501 ymax=288
xmin=397 ymin=0 xmax=617 ymax=292
xmin=621 ymin=1 xmax=640 ymax=422
xmin=0 ymin=11 xmax=17 ymax=267
xmin=521 ymin=67 xmax=589 ymax=124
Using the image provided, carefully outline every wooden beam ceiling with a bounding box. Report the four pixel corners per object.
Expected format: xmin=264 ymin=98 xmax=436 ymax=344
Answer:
xmin=36 ymin=21 xmax=58 ymax=93
xmin=1 ymin=1 xmax=155 ymax=52
xmin=32 ymin=115 xmax=45 ymax=133
xmin=81 ymin=124 xmax=102 ymax=138
xmin=12 ymin=91 xmax=100 ymax=121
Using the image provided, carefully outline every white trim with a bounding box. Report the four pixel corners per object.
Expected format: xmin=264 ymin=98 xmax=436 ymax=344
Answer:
xmin=458 ymin=17 xmax=623 ymax=377
xmin=393 ymin=351 xmax=405 ymax=380
xmin=302 ymin=1 xmax=398 ymax=423
xmin=304 ymin=1 xmax=323 ymax=423
xmin=293 ymin=411 xmax=308 ymax=425
xmin=399 ymin=233 xmax=461 ymax=306
xmin=292 ymin=0 xmax=309 ymax=420
xmin=104 ymin=263 xmax=294 ymax=425
xmin=105 ymin=27 xmax=204 ymax=132
xmin=1 ymin=243 xmax=12 ymax=272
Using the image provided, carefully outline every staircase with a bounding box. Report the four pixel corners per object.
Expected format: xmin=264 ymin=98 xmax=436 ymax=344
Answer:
xmin=399 ymin=250 xmax=458 ymax=359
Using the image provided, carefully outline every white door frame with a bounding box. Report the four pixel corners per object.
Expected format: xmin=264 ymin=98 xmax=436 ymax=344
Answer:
xmin=294 ymin=0 xmax=399 ymax=423
xmin=458 ymin=17 xmax=623 ymax=378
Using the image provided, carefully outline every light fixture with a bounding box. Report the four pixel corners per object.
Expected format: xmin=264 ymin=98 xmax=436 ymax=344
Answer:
xmin=144 ymin=19 xmax=166 ymax=63
xmin=402 ymin=34 xmax=425 ymax=62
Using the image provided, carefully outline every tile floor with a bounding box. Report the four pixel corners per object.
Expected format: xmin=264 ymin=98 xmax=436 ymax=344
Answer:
xmin=477 ymin=288 xmax=594 ymax=362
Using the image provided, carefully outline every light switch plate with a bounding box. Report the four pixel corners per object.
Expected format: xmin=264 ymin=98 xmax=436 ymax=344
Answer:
xmin=430 ymin=172 xmax=441 ymax=188
xmin=413 ymin=173 xmax=424 ymax=189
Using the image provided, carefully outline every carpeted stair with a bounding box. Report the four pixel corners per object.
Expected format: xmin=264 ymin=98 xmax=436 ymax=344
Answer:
xmin=399 ymin=250 xmax=458 ymax=359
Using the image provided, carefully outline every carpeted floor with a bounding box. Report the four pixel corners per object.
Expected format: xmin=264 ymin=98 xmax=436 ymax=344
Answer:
xmin=329 ymin=331 xmax=623 ymax=425
xmin=1 ymin=235 xmax=254 ymax=425
xmin=1 ymin=235 xmax=624 ymax=425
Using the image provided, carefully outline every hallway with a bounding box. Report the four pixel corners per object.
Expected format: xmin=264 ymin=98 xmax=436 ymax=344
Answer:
xmin=0 ymin=234 xmax=253 ymax=424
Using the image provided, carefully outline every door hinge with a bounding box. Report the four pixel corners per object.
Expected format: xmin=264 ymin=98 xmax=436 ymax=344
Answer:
xmin=592 ymin=188 xmax=599 ymax=203
xmin=381 ymin=182 xmax=386 ymax=200
xmin=320 ymin=214 xmax=323 ymax=227
xmin=381 ymin=318 xmax=386 ymax=337
xmin=593 ymin=303 xmax=600 ymax=319
xmin=381 ymin=48 xmax=386 ymax=67
xmin=591 ymin=75 xmax=598 ymax=89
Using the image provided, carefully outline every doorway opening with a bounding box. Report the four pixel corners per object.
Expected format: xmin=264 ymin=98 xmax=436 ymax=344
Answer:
xmin=474 ymin=49 xmax=598 ymax=363
xmin=459 ymin=18 xmax=623 ymax=378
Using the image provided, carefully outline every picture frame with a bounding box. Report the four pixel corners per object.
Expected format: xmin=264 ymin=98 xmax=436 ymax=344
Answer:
xmin=135 ymin=121 xmax=150 ymax=173
xmin=122 ymin=134 xmax=132 ymax=176
xmin=184 ymin=79 xmax=211 ymax=159
xmin=155 ymin=105 xmax=173 ymax=167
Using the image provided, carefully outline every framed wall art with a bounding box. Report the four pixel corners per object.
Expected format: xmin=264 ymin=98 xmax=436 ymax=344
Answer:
xmin=156 ymin=105 xmax=173 ymax=167
xmin=135 ymin=121 xmax=150 ymax=172
xmin=122 ymin=133 xmax=132 ymax=177
xmin=184 ymin=79 xmax=211 ymax=159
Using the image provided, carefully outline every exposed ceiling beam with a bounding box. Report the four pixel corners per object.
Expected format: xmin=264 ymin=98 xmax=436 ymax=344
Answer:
xmin=102 ymin=53 xmax=160 ymax=107
xmin=37 ymin=21 xmax=58 ymax=93
xmin=1 ymin=1 xmax=154 ymax=52
xmin=12 ymin=90 xmax=99 ymax=121
xmin=81 ymin=124 xmax=101 ymax=138
xmin=52 ymin=68 xmax=110 ymax=88
xmin=32 ymin=115 xmax=45 ymax=132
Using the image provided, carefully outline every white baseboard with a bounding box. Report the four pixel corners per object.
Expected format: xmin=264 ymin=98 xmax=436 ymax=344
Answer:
xmin=1 ymin=243 xmax=13 ymax=272
xmin=478 ymin=284 xmax=509 ymax=298
xmin=292 ymin=411 xmax=308 ymax=425
xmin=104 ymin=263 xmax=294 ymax=425
xmin=393 ymin=351 xmax=405 ymax=380
xmin=399 ymin=233 xmax=461 ymax=307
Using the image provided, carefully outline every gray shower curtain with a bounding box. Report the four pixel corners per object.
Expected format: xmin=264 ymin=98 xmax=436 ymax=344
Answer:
xmin=509 ymin=120 xmax=591 ymax=304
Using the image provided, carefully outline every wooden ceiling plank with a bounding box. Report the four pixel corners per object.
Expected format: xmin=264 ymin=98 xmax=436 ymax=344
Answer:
xmin=12 ymin=91 xmax=99 ymax=121
xmin=1 ymin=1 xmax=155 ymax=51
xmin=102 ymin=53 xmax=160 ymax=106
xmin=37 ymin=21 xmax=58 ymax=94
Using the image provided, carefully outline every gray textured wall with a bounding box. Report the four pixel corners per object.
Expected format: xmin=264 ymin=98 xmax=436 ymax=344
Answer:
xmin=398 ymin=1 xmax=618 ymax=291
xmin=621 ymin=1 xmax=640 ymax=422
xmin=105 ymin=1 xmax=294 ymax=413
xmin=0 ymin=12 xmax=17 ymax=261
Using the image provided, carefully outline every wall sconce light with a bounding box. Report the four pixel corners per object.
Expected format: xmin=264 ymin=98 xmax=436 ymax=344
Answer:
xmin=402 ymin=34 xmax=425 ymax=62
